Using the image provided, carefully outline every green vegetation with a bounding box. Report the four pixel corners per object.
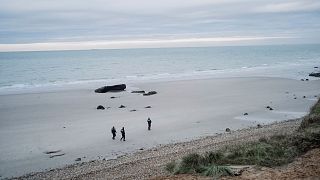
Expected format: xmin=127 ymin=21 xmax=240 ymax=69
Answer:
xmin=166 ymin=98 xmax=320 ymax=178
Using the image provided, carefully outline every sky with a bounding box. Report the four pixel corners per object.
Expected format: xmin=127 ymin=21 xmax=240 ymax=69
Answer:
xmin=0 ymin=0 xmax=320 ymax=51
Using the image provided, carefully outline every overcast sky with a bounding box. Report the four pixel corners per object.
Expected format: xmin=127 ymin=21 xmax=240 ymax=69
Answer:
xmin=0 ymin=0 xmax=320 ymax=51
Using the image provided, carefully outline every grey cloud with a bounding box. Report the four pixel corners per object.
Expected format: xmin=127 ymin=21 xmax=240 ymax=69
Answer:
xmin=0 ymin=0 xmax=319 ymax=45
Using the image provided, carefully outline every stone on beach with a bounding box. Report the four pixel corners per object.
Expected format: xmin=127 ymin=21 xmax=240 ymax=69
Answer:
xmin=131 ymin=90 xmax=145 ymax=94
xmin=226 ymin=128 xmax=231 ymax=132
xmin=143 ymin=91 xmax=157 ymax=96
xmin=97 ymin=105 xmax=105 ymax=110
xmin=49 ymin=153 xmax=65 ymax=158
xmin=309 ymin=72 xmax=320 ymax=77
xmin=94 ymin=84 xmax=126 ymax=93
xmin=44 ymin=150 xmax=61 ymax=154
xmin=119 ymin=105 xmax=126 ymax=108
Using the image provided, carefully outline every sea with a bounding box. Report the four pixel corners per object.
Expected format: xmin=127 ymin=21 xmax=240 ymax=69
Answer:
xmin=0 ymin=44 xmax=319 ymax=95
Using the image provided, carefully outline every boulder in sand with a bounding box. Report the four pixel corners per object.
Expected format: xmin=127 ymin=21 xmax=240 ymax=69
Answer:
xmin=97 ymin=105 xmax=105 ymax=110
xmin=94 ymin=84 xmax=126 ymax=93
xmin=119 ymin=105 xmax=126 ymax=108
xmin=226 ymin=128 xmax=231 ymax=132
xmin=309 ymin=72 xmax=320 ymax=77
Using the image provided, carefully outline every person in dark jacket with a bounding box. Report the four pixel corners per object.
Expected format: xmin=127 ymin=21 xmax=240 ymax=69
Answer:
xmin=147 ymin=117 xmax=152 ymax=130
xmin=120 ymin=127 xmax=126 ymax=141
xmin=111 ymin=126 xmax=117 ymax=140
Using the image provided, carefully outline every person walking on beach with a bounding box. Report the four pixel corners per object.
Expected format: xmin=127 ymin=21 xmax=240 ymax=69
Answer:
xmin=147 ymin=117 xmax=152 ymax=130
xmin=111 ymin=126 xmax=117 ymax=140
xmin=120 ymin=127 xmax=126 ymax=141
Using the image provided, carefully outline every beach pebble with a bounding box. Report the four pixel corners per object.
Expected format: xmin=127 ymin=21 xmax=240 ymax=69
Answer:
xmin=244 ymin=113 xmax=248 ymax=115
xmin=226 ymin=128 xmax=231 ymax=132
xmin=75 ymin=158 xmax=81 ymax=162
xmin=145 ymin=106 xmax=152 ymax=108
xmin=130 ymin=109 xmax=137 ymax=112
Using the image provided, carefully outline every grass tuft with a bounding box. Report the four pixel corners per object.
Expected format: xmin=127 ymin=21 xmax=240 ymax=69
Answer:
xmin=201 ymin=165 xmax=233 ymax=177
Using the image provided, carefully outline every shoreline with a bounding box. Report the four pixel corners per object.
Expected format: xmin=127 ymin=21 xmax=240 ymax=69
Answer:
xmin=1 ymin=76 xmax=319 ymax=178
xmin=17 ymin=118 xmax=302 ymax=179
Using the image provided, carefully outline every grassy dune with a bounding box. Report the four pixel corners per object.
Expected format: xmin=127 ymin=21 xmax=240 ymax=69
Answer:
xmin=166 ymin=99 xmax=320 ymax=178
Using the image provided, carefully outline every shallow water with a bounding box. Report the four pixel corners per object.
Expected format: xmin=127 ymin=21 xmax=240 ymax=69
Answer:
xmin=0 ymin=44 xmax=319 ymax=94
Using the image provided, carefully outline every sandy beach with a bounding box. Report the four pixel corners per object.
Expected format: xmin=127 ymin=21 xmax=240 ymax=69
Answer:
xmin=0 ymin=77 xmax=319 ymax=178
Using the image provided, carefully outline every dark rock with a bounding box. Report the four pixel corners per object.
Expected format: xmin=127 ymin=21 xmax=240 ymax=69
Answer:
xmin=309 ymin=72 xmax=320 ymax=77
xmin=131 ymin=90 xmax=145 ymax=94
xmin=257 ymin=124 xmax=262 ymax=128
xmin=139 ymin=148 xmax=144 ymax=150
xmin=97 ymin=105 xmax=105 ymax=110
xmin=145 ymin=106 xmax=152 ymax=108
xmin=226 ymin=128 xmax=231 ymax=132
xmin=143 ymin=91 xmax=157 ymax=96
xmin=44 ymin=150 xmax=61 ymax=154
xmin=75 ymin=158 xmax=81 ymax=161
xmin=314 ymin=67 xmax=319 ymax=68
xmin=294 ymin=97 xmax=297 ymax=99
xmin=130 ymin=109 xmax=137 ymax=112
xmin=244 ymin=113 xmax=248 ymax=115
xmin=49 ymin=153 xmax=65 ymax=158
xmin=119 ymin=105 xmax=126 ymax=108
xmin=266 ymin=106 xmax=271 ymax=109
xmin=269 ymin=108 xmax=273 ymax=110
xmin=301 ymin=79 xmax=305 ymax=81
xmin=306 ymin=79 xmax=309 ymax=81
xmin=63 ymin=127 xmax=66 ymax=128
xmin=94 ymin=84 xmax=126 ymax=93
xmin=110 ymin=96 xmax=117 ymax=99
xmin=303 ymin=96 xmax=306 ymax=98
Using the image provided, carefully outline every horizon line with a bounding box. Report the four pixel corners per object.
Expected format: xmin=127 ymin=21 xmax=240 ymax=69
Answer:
xmin=0 ymin=36 xmax=295 ymax=52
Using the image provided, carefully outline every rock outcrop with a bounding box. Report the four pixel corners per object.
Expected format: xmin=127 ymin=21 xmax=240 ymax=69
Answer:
xmin=95 ymin=84 xmax=126 ymax=93
xmin=143 ymin=91 xmax=157 ymax=96
xmin=309 ymin=72 xmax=320 ymax=77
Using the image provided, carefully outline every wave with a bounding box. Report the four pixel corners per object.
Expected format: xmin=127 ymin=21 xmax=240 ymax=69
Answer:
xmin=0 ymin=61 xmax=318 ymax=95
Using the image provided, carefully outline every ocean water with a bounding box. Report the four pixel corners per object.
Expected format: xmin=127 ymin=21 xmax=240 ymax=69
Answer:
xmin=0 ymin=44 xmax=319 ymax=94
